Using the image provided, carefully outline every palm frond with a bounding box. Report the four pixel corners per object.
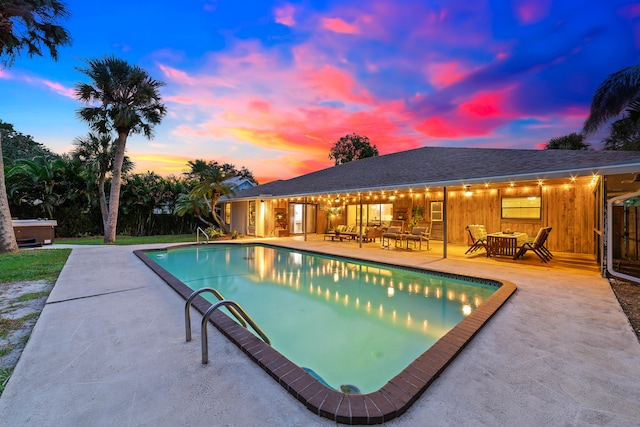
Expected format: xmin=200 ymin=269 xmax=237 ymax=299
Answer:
xmin=583 ymin=65 xmax=640 ymax=134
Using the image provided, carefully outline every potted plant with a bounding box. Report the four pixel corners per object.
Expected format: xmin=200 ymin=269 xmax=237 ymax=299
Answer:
xmin=409 ymin=206 xmax=424 ymax=230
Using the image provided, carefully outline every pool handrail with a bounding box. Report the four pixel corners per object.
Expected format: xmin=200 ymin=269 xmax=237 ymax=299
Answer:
xmin=196 ymin=226 xmax=209 ymax=244
xmin=201 ymin=299 xmax=271 ymax=364
xmin=185 ymin=288 xmax=246 ymax=341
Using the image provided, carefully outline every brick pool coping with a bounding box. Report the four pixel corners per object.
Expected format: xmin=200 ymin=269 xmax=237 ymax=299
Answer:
xmin=134 ymin=244 xmax=516 ymax=425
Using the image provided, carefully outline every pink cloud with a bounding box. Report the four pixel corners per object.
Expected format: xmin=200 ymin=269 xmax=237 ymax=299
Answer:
xmin=413 ymin=89 xmax=518 ymax=138
xmin=0 ymin=70 xmax=73 ymax=99
xmin=11 ymin=73 xmax=76 ymax=99
xmin=274 ymin=3 xmax=296 ymax=26
xmin=248 ymin=99 xmax=271 ymax=114
xmin=305 ymin=65 xmax=374 ymax=105
xmin=425 ymin=62 xmax=468 ymax=88
xmin=322 ymin=17 xmax=360 ymax=34
xmin=40 ymin=80 xmax=76 ymax=99
xmin=459 ymin=92 xmax=507 ymax=118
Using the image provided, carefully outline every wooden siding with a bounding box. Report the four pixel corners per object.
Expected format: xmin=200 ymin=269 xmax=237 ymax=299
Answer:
xmin=234 ymin=177 xmax=597 ymax=255
xmin=440 ymin=178 xmax=595 ymax=254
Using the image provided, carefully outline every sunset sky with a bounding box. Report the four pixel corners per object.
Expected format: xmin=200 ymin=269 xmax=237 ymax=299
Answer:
xmin=1 ymin=0 xmax=639 ymax=183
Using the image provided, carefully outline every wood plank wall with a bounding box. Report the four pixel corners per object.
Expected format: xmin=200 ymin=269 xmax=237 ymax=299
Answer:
xmin=429 ymin=177 xmax=597 ymax=254
xmin=235 ymin=177 xmax=597 ymax=254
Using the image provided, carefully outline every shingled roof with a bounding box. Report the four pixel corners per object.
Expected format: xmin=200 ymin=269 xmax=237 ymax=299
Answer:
xmin=228 ymin=146 xmax=640 ymax=200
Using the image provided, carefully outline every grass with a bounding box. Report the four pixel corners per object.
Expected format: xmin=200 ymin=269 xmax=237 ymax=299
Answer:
xmin=0 ymin=345 xmax=12 ymax=357
xmin=0 ymin=249 xmax=72 ymax=284
xmin=0 ymin=367 xmax=12 ymax=394
xmin=56 ymin=234 xmax=197 ymax=245
xmin=0 ymin=313 xmax=40 ymax=338
xmin=15 ymin=291 xmax=51 ymax=302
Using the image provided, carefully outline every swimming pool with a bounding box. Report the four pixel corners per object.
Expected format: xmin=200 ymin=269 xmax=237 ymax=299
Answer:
xmin=136 ymin=243 xmax=516 ymax=424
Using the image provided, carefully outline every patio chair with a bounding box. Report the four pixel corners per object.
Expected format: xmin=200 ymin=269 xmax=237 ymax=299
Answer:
xmin=405 ymin=223 xmax=431 ymax=250
xmin=361 ymin=227 xmax=381 ymax=243
xmin=539 ymin=227 xmax=553 ymax=259
xmin=465 ymin=224 xmax=488 ymax=255
xmin=381 ymin=226 xmax=402 ymax=249
xmin=389 ymin=220 xmax=404 ymax=232
xmin=515 ymin=227 xmax=551 ymax=262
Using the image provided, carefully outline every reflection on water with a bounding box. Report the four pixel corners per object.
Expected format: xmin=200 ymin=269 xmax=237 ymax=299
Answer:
xmin=151 ymin=244 xmax=497 ymax=393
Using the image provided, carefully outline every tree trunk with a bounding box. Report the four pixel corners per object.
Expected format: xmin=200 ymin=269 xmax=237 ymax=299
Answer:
xmin=98 ymin=172 xmax=108 ymax=231
xmin=0 ymin=134 xmax=19 ymax=253
xmin=104 ymin=131 xmax=128 ymax=243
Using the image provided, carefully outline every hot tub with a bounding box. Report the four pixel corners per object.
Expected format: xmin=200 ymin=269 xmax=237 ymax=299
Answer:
xmin=12 ymin=219 xmax=58 ymax=245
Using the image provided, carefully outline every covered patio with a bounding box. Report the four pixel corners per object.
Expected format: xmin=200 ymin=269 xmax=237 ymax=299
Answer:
xmin=224 ymin=147 xmax=640 ymax=278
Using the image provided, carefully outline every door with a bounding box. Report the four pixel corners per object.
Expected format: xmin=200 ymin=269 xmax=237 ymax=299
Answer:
xmin=289 ymin=203 xmax=317 ymax=234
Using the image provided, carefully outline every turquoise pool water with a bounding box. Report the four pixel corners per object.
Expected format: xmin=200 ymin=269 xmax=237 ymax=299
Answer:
xmin=150 ymin=244 xmax=497 ymax=394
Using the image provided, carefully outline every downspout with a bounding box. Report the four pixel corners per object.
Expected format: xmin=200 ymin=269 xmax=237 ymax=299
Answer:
xmin=443 ymin=186 xmax=448 ymax=259
xmin=606 ymin=190 xmax=640 ymax=282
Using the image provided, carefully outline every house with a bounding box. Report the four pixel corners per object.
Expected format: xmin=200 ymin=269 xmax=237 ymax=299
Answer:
xmin=221 ymin=146 xmax=640 ymax=278
xmin=223 ymin=175 xmax=257 ymax=192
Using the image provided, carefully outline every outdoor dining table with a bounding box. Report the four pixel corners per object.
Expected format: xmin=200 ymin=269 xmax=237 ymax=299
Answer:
xmin=486 ymin=232 xmax=528 ymax=259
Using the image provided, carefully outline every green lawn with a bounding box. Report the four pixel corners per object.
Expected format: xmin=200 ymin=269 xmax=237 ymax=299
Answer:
xmin=0 ymin=249 xmax=72 ymax=283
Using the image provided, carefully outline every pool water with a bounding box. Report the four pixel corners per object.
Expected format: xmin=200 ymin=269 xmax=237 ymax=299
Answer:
xmin=150 ymin=244 xmax=497 ymax=394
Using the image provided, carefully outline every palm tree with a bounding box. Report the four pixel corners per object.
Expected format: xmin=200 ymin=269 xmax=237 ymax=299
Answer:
xmin=0 ymin=0 xmax=71 ymax=66
xmin=183 ymin=160 xmax=236 ymax=231
xmin=71 ymin=132 xmax=133 ymax=230
xmin=583 ymin=65 xmax=640 ymax=135
xmin=0 ymin=133 xmax=18 ymax=253
xmin=7 ymin=157 xmax=67 ymax=219
xmin=173 ymin=192 xmax=215 ymax=228
xmin=75 ymin=56 xmax=166 ymax=243
xmin=0 ymin=0 xmax=71 ymax=253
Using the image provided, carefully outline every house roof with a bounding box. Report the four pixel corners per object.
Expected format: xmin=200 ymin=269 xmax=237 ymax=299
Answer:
xmin=223 ymin=176 xmax=256 ymax=190
xmin=228 ymin=146 xmax=640 ymax=200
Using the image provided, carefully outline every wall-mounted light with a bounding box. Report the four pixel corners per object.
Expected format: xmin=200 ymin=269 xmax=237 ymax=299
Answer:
xmin=463 ymin=185 xmax=473 ymax=197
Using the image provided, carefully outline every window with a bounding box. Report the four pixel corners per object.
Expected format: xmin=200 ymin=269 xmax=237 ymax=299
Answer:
xmin=430 ymin=201 xmax=443 ymax=222
xmin=248 ymin=201 xmax=256 ymax=226
xmin=347 ymin=203 xmax=393 ymax=225
xmin=501 ymin=196 xmax=541 ymax=219
xmin=224 ymin=203 xmax=231 ymax=225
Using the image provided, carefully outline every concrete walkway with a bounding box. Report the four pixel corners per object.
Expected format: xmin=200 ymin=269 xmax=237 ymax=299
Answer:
xmin=1 ymin=240 xmax=639 ymax=426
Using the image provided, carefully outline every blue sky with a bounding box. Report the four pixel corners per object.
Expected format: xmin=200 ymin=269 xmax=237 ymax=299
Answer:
xmin=1 ymin=0 xmax=639 ymax=182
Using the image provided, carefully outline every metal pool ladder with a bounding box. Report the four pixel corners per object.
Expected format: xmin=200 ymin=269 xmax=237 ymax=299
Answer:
xmin=184 ymin=288 xmax=271 ymax=364
xmin=196 ymin=226 xmax=209 ymax=244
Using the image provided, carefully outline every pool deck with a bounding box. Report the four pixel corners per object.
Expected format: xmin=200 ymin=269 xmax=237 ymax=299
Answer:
xmin=1 ymin=238 xmax=640 ymax=426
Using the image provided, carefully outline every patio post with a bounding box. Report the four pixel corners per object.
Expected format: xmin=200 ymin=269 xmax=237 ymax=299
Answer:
xmin=359 ymin=194 xmax=363 ymax=248
xmin=443 ymin=186 xmax=448 ymax=258
xmin=303 ymin=197 xmax=307 ymax=241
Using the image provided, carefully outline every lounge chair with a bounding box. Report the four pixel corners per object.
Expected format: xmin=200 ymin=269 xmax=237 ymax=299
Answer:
xmin=381 ymin=226 xmax=402 ymax=249
xmin=465 ymin=224 xmax=488 ymax=254
xmin=405 ymin=223 xmax=431 ymax=250
xmin=515 ymin=227 xmax=551 ymax=262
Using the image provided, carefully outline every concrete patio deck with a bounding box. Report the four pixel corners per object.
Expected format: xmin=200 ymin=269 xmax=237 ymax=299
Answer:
xmin=1 ymin=237 xmax=639 ymax=426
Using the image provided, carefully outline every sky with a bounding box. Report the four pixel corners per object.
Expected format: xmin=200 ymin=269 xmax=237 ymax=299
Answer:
xmin=1 ymin=0 xmax=639 ymax=183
